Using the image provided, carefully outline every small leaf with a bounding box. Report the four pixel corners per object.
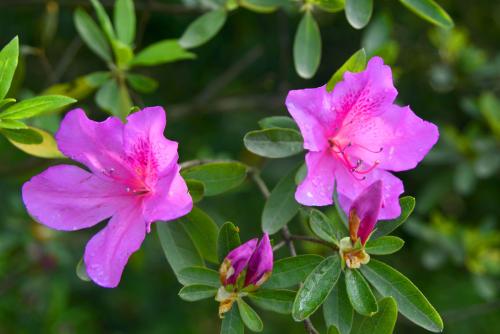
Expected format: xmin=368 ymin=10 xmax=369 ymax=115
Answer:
xmin=74 ymin=8 xmax=112 ymax=62
xmin=399 ymin=0 xmax=454 ymax=29
xmin=314 ymin=0 xmax=345 ymax=13
xmin=76 ymin=258 xmax=90 ymax=282
xmin=95 ymin=79 xmax=119 ymax=113
xmin=181 ymin=207 xmax=219 ymax=264
xmin=345 ymin=0 xmax=373 ymax=29
xmin=217 ymin=222 xmax=241 ymax=262
xmin=90 ymin=0 xmax=116 ymax=41
xmin=131 ymin=40 xmax=196 ymax=67
xmin=360 ymin=259 xmax=444 ymax=332
xmin=114 ymin=0 xmax=135 ymax=45
xmin=371 ymin=196 xmax=415 ymax=239
xmin=365 ymin=236 xmax=404 ymax=255
xmin=264 ymin=255 xmax=324 ymax=289
xmin=244 ymin=128 xmax=303 ymax=158
xmin=0 ymin=95 xmax=76 ymax=120
xmin=126 ymin=73 xmax=158 ymax=94
xmin=0 ymin=128 xmax=43 ymax=144
xmin=309 ymin=209 xmax=341 ymax=244
xmin=351 ymin=297 xmax=398 ymax=334
xmin=0 ymin=98 xmax=16 ymax=109
xmin=247 ymin=289 xmax=295 ymax=314
xmin=258 ymin=116 xmax=298 ymax=130
xmin=178 ymin=284 xmax=217 ymax=302
xmin=5 ymin=126 xmax=63 ymax=158
xmin=178 ymin=266 xmax=220 ymax=288
xmin=333 ymin=183 xmax=348 ymax=225
xmin=326 ymin=49 xmax=367 ymax=91
xmin=43 ymin=72 xmax=111 ymax=100
xmin=0 ymin=36 xmax=19 ymax=100
xmin=323 ymin=277 xmax=353 ymax=334
xmin=262 ymin=167 xmax=300 ymax=234
xmin=345 ymin=268 xmax=378 ymax=316
xmin=0 ymin=119 xmax=27 ymax=130
xmin=292 ymin=254 xmax=341 ymax=321
xmin=186 ymin=179 xmax=205 ymax=203
xmin=221 ymin=306 xmax=244 ymax=334
xmin=181 ymin=162 xmax=247 ymax=196
xmin=179 ymin=9 xmax=227 ymax=49
xmin=237 ymin=298 xmax=263 ymax=332
xmin=293 ymin=11 xmax=321 ymax=79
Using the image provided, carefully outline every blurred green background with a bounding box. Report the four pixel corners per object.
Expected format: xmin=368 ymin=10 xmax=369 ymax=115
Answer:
xmin=0 ymin=0 xmax=499 ymax=333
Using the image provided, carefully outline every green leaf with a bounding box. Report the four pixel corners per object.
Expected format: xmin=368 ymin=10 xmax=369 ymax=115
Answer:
xmin=217 ymin=222 xmax=241 ymax=262
xmin=156 ymin=220 xmax=204 ymax=277
xmin=114 ymin=0 xmax=135 ymax=45
xmin=323 ymin=277 xmax=353 ymax=334
xmin=76 ymin=258 xmax=90 ymax=282
xmin=244 ymin=128 xmax=303 ymax=158
xmin=5 ymin=126 xmax=63 ymax=158
xmin=95 ymin=79 xmax=119 ymax=113
xmin=309 ymin=209 xmax=341 ymax=244
xmin=181 ymin=207 xmax=219 ymax=264
xmin=314 ymin=0 xmax=345 ymax=13
xmin=292 ymin=254 xmax=341 ymax=321
xmin=131 ymin=40 xmax=196 ymax=67
xmin=247 ymin=289 xmax=295 ymax=314
xmin=178 ymin=284 xmax=217 ymax=302
xmin=0 ymin=128 xmax=43 ymax=144
xmin=179 ymin=9 xmax=227 ymax=49
xmin=186 ymin=179 xmax=205 ymax=203
xmin=345 ymin=268 xmax=378 ymax=316
xmin=181 ymin=162 xmax=247 ymax=196
xmin=360 ymin=259 xmax=444 ymax=332
xmin=258 ymin=116 xmax=298 ymax=130
xmin=262 ymin=167 xmax=300 ymax=234
xmin=371 ymin=196 xmax=415 ymax=239
xmin=326 ymin=49 xmax=367 ymax=91
xmin=90 ymin=0 xmax=116 ymax=42
xmin=126 ymin=73 xmax=158 ymax=94
xmin=399 ymin=0 xmax=454 ymax=29
xmin=345 ymin=0 xmax=373 ymax=29
xmin=0 ymin=119 xmax=26 ymax=130
xmin=351 ymin=297 xmax=398 ymax=334
xmin=264 ymin=255 xmax=324 ymax=289
xmin=365 ymin=236 xmax=404 ymax=255
xmin=113 ymin=40 xmax=134 ymax=68
xmin=178 ymin=266 xmax=220 ymax=288
xmin=0 ymin=95 xmax=76 ymax=120
xmin=333 ymin=183 xmax=348 ymax=225
xmin=0 ymin=98 xmax=16 ymax=109
xmin=328 ymin=326 xmax=341 ymax=334
xmin=237 ymin=298 xmax=263 ymax=332
xmin=293 ymin=11 xmax=321 ymax=79
xmin=74 ymin=8 xmax=112 ymax=62
xmin=43 ymin=72 xmax=111 ymax=100
xmin=0 ymin=36 xmax=19 ymax=100
xmin=295 ymin=163 xmax=307 ymax=185
xmin=221 ymin=306 xmax=244 ymax=334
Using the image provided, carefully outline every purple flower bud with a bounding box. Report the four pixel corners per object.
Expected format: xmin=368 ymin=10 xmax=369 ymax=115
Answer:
xmin=245 ymin=233 xmax=273 ymax=287
xmin=219 ymin=238 xmax=258 ymax=286
xmin=349 ymin=180 xmax=383 ymax=245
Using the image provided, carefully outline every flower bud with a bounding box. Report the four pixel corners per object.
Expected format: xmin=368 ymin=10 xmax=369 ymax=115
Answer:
xmin=245 ymin=233 xmax=273 ymax=287
xmin=348 ymin=180 xmax=383 ymax=245
xmin=219 ymin=238 xmax=258 ymax=286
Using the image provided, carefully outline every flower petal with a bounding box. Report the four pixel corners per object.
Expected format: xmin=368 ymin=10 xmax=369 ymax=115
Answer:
xmin=349 ymin=181 xmax=383 ymax=244
xmin=295 ymin=151 xmax=336 ymax=206
xmin=22 ymin=165 xmax=129 ymax=231
xmin=245 ymin=233 xmax=273 ymax=287
xmin=84 ymin=203 xmax=146 ymax=288
xmin=222 ymin=238 xmax=258 ymax=286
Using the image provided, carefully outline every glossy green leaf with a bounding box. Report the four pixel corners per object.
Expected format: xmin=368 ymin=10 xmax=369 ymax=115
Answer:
xmin=217 ymin=222 xmax=241 ymax=262
xmin=186 ymin=179 xmax=205 ymax=203
xmin=351 ymin=297 xmax=398 ymax=334
xmin=333 ymin=183 xmax=348 ymax=225
xmin=178 ymin=266 xmax=220 ymax=288
xmin=371 ymin=196 xmax=415 ymax=239
xmin=0 ymin=119 xmax=26 ymax=130
xmin=244 ymin=128 xmax=303 ymax=158
xmin=365 ymin=236 xmax=404 ymax=255
xmin=264 ymin=255 xmax=324 ymax=289
xmin=323 ymin=277 xmax=353 ymax=334
xmin=309 ymin=209 xmax=340 ymax=244
xmin=181 ymin=162 xmax=247 ymax=196
xmin=126 ymin=73 xmax=158 ymax=93
xmin=181 ymin=207 xmax=219 ymax=264
xmin=74 ymin=8 xmax=112 ymax=62
xmin=345 ymin=0 xmax=373 ymax=29
xmin=131 ymin=40 xmax=196 ymax=67
xmin=314 ymin=0 xmax=345 ymax=13
xmin=179 ymin=9 xmax=227 ymax=49
xmin=293 ymin=11 xmax=321 ymax=79
xmin=0 ymin=95 xmax=76 ymax=120
xmin=258 ymin=116 xmax=298 ymax=130
xmin=114 ymin=0 xmax=135 ymax=45
xmin=178 ymin=284 xmax=217 ymax=301
xmin=76 ymin=258 xmax=90 ymax=282
xmin=360 ymin=260 xmax=444 ymax=332
xmin=326 ymin=49 xmax=366 ymax=91
xmin=0 ymin=128 xmax=43 ymax=144
xmin=0 ymin=98 xmax=16 ymax=109
xmin=400 ymin=0 xmax=454 ymax=29
xmin=0 ymin=36 xmax=19 ymax=100
xmin=237 ymin=298 xmax=263 ymax=332
xmin=90 ymin=0 xmax=116 ymax=41
xmin=247 ymin=289 xmax=295 ymax=314
xmin=5 ymin=126 xmax=63 ymax=158
xmin=221 ymin=306 xmax=244 ymax=334
xmin=292 ymin=255 xmax=341 ymax=321
xmin=345 ymin=268 xmax=378 ymax=316
xmin=262 ymin=167 xmax=300 ymax=234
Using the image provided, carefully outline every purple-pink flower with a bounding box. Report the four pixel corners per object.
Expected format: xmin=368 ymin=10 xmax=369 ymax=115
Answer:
xmin=286 ymin=56 xmax=439 ymax=219
xmin=348 ymin=180 xmax=383 ymax=245
xmin=22 ymin=107 xmax=193 ymax=288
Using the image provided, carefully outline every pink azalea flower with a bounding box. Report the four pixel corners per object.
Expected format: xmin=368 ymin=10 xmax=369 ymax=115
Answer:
xmin=286 ymin=57 xmax=439 ymax=219
xmin=348 ymin=180 xmax=383 ymax=245
xmin=22 ymin=107 xmax=193 ymax=288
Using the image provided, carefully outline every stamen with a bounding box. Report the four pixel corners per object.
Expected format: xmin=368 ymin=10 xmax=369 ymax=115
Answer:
xmin=328 ymin=138 xmax=382 ymax=180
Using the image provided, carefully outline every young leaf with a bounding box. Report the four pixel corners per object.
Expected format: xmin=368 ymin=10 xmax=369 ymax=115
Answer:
xmin=43 ymin=72 xmax=111 ymax=100
xmin=258 ymin=116 xmax=298 ymax=130
xmin=351 ymin=297 xmax=398 ymax=334
xmin=345 ymin=0 xmax=373 ymax=29
xmin=360 ymin=259 xmax=444 ymax=332
xmin=247 ymin=289 xmax=295 ymax=314
xmin=180 ymin=207 xmax=219 ymax=264
xmin=179 ymin=9 xmax=227 ymax=49
xmin=185 ymin=179 xmax=205 ymax=203
xmin=0 ymin=36 xmax=19 ymax=100
xmin=399 ymin=0 xmax=454 ymax=29
xmin=371 ymin=196 xmax=415 ymax=239
xmin=0 ymin=128 xmax=43 ymax=144
xmin=309 ymin=209 xmax=340 ymax=244
xmin=95 ymin=78 xmax=120 ymax=113
xmin=5 ymin=126 xmax=63 ymax=158
xmin=323 ymin=277 xmax=353 ymax=334
xmin=0 ymin=98 xmax=16 ymax=109
xmin=178 ymin=266 xmax=220 ymax=288
xmin=345 ymin=268 xmax=378 ymax=316
xmin=221 ymin=306 xmax=244 ymax=334
xmin=244 ymin=128 xmax=303 ymax=158
xmin=365 ymin=236 xmax=404 ymax=255
xmin=262 ymin=167 xmax=300 ymax=234
xmin=76 ymin=258 xmax=90 ymax=282
xmin=292 ymin=254 xmax=341 ymax=321
xmin=293 ymin=11 xmax=321 ymax=79
xmin=178 ymin=284 xmax=217 ymax=302
xmin=237 ymin=298 xmax=263 ymax=332
xmin=326 ymin=49 xmax=366 ymax=91
xmin=217 ymin=222 xmax=241 ymax=262
xmin=74 ymin=8 xmax=112 ymax=63
xmin=114 ymin=0 xmax=135 ymax=45
xmin=126 ymin=73 xmax=158 ymax=94
xmin=90 ymin=0 xmax=116 ymax=41
xmin=130 ymin=40 xmax=196 ymax=67
xmin=264 ymin=255 xmax=324 ymax=289
xmin=181 ymin=162 xmax=247 ymax=196
xmin=0 ymin=95 xmax=76 ymax=120
xmin=0 ymin=119 xmax=26 ymax=130
xmin=314 ymin=0 xmax=345 ymax=13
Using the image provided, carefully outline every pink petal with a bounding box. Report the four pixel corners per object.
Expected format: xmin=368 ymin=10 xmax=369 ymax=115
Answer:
xmin=245 ymin=233 xmax=273 ymax=287
xmin=285 ymin=86 xmax=335 ymax=151
xmin=223 ymin=238 xmax=258 ymax=285
xmin=84 ymin=203 xmax=146 ymax=288
xmin=22 ymin=165 xmax=129 ymax=231
xmin=295 ymin=151 xmax=337 ymax=206
xmin=349 ymin=181 xmax=383 ymax=244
